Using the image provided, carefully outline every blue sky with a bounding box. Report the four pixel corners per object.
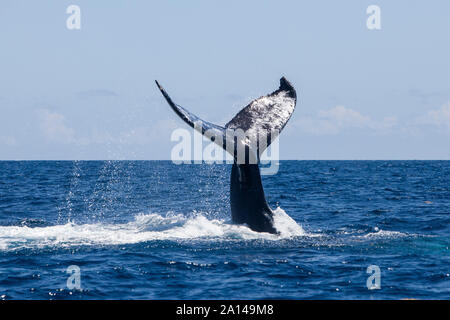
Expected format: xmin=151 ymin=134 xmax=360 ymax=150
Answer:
xmin=0 ymin=0 xmax=449 ymax=160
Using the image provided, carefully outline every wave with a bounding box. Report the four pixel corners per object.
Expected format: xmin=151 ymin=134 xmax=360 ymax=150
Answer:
xmin=360 ymin=229 xmax=409 ymax=239
xmin=0 ymin=208 xmax=306 ymax=251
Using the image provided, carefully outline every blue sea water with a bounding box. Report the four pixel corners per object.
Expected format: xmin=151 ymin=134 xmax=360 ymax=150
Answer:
xmin=0 ymin=160 xmax=448 ymax=300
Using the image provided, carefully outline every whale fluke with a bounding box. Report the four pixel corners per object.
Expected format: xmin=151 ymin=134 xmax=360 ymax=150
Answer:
xmin=156 ymin=77 xmax=297 ymax=234
xmin=225 ymin=77 xmax=296 ymax=156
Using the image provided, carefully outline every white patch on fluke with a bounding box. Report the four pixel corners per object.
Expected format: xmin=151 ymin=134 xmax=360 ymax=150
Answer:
xmin=226 ymin=91 xmax=296 ymax=149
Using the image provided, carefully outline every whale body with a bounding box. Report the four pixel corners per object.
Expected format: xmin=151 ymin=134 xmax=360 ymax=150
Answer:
xmin=156 ymin=77 xmax=297 ymax=234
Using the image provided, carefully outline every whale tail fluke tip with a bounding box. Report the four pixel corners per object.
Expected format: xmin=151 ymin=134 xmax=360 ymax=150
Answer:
xmin=279 ymin=77 xmax=296 ymax=98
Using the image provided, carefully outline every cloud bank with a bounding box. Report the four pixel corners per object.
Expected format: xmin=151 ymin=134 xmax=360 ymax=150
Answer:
xmin=295 ymin=105 xmax=397 ymax=135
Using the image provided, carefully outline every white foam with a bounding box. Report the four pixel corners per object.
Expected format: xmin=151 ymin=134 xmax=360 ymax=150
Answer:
xmin=0 ymin=208 xmax=306 ymax=251
xmin=272 ymin=207 xmax=306 ymax=237
xmin=361 ymin=229 xmax=408 ymax=239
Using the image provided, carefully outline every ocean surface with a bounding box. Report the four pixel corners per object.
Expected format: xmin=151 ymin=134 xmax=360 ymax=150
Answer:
xmin=0 ymin=160 xmax=448 ymax=300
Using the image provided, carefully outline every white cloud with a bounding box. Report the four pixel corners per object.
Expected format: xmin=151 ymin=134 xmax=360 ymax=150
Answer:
xmin=418 ymin=102 xmax=450 ymax=127
xmin=0 ymin=136 xmax=17 ymax=146
xmin=38 ymin=109 xmax=75 ymax=143
xmin=37 ymin=107 xmax=180 ymax=149
xmin=296 ymin=105 xmax=397 ymax=135
xmin=319 ymin=105 xmax=371 ymax=128
xmin=117 ymin=119 xmax=179 ymax=145
xmin=406 ymin=102 xmax=450 ymax=136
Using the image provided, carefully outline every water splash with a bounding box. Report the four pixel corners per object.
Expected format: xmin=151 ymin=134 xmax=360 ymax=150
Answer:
xmin=0 ymin=208 xmax=306 ymax=251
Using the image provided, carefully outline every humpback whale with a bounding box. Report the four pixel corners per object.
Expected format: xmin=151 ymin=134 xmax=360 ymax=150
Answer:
xmin=156 ymin=77 xmax=297 ymax=234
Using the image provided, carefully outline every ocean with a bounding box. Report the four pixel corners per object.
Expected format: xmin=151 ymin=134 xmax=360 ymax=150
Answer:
xmin=0 ymin=160 xmax=448 ymax=299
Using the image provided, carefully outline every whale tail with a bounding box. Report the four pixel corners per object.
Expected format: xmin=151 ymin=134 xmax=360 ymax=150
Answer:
xmin=155 ymin=77 xmax=296 ymax=162
xmin=156 ymin=78 xmax=297 ymax=233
